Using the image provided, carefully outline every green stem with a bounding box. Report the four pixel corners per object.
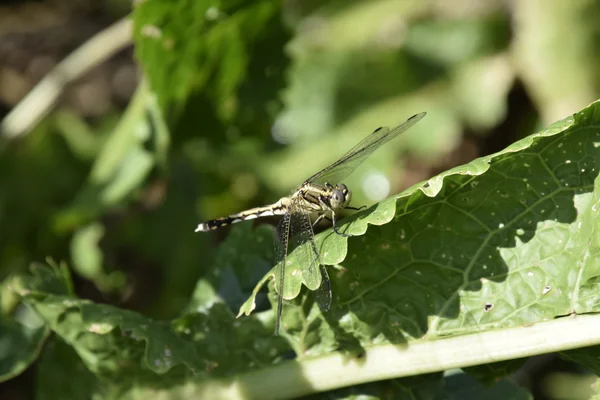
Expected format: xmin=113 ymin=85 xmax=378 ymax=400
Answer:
xmin=193 ymin=314 xmax=600 ymax=399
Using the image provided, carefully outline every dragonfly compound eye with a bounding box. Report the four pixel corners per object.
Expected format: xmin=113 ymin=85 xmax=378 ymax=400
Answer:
xmin=330 ymin=189 xmax=348 ymax=209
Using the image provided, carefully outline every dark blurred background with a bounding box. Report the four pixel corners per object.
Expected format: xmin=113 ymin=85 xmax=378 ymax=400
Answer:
xmin=1 ymin=0 xmax=600 ymax=399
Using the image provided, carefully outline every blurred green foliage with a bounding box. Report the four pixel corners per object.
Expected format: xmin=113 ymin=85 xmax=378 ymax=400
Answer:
xmin=2 ymin=0 xmax=600 ymax=399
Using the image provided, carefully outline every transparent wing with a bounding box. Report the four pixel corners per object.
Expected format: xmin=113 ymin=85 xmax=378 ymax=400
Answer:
xmin=274 ymin=212 xmax=291 ymax=335
xmin=316 ymin=264 xmax=331 ymax=313
xmin=288 ymin=206 xmax=331 ymax=313
xmin=294 ymin=209 xmax=331 ymax=313
xmin=305 ymin=112 xmax=426 ymax=185
xmin=273 ymin=201 xmax=332 ymax=333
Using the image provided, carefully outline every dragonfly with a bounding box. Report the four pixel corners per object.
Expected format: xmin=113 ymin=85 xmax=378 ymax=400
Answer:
xmin=195 ymin=112 xmax=426 ymax=334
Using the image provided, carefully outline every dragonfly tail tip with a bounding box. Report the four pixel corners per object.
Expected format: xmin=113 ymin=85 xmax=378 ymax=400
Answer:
xmin=194 ymin=223 xmax=208 ymax=232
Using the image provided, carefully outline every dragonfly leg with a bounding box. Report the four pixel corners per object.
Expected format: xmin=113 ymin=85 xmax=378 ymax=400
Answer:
xmin=332 ymin=211 xmax=352 ymax=237
xmin=312 ymin=213 xmax=327 ymax=228
xmin=345 ymin=205 xmax=366 ymax=211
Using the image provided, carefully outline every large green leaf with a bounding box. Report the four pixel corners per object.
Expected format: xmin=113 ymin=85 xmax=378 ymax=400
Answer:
xmin=240 ymin=100 xmax=600 ymax=345
xmin=12 ymin=264 xmax=204 ymax=376
xmin=13 ymin=260 xmax=287 ymax=393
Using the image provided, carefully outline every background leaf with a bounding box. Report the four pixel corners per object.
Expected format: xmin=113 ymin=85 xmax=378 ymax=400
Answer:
xmin=133 ymin=0 xmax=280 ymax=121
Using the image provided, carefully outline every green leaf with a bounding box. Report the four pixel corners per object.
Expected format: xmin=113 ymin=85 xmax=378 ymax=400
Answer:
xmin=188 ymin=223 xmax=275 ymax=314
xmin=54 ymin=109 xmax=108 ymax=161
xmin=54 ymin=80 xmax=167 ymax=232
xmin=241 ymin=100 xmax=600 ymax=343
xmin=0 ymin=261 xmax=72 ymax=383
xmin=70 ymin=223 xmax=126 ymax=292
xmin=512 ymin=0 xmax=600 ymax=123
xmin=440 ymin=370 xmax=532 ymax=400
xmin=406 ymin=15 xmax=511 ymax=66
xmin=35 ymin=339 xmax=100 ymax=400
xmin=70 ymin=223 xmax=104 ymax=281
xmin=133 ymin=0 xmax=280 ymax=121
xmin=0 ymin=302 xmax=49 ymax=383
xmin=561 ymin=346 xmax=600 ymax=375
xmin=462 ymin=359 xmax=526 ymax=386
xmin=14 ymin=263 xmax=204 ymax=376
xmin=22 ymin=300 xmax=204 ymax=376
xmin=450 ymin=55 xmax=515 ymax=130
xmin=15 ymin=261 xmax=287 ymax=385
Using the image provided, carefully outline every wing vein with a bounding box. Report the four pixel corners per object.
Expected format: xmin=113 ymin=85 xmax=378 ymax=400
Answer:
xmin=305 ymin=112 xmax=426 ymax=185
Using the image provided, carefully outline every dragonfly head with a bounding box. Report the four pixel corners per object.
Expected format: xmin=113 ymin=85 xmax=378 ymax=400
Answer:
xmin=330 ymin=183 xmax=351 ymax=210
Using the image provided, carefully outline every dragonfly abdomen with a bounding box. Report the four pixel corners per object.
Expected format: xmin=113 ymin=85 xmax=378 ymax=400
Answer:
xmin=195 ymin=199 xmax=289 ymax=232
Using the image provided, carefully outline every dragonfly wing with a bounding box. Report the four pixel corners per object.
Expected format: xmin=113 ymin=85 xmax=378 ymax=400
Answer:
xmin=297 ymin=210 xmax=331 ymax=312
xmin=288 ymin=209 xmax=322 ymax=291
xmin=288 ymin=201 xmax=332 ymax=312
xmin=316 ymin=264 xmax=332 ymax=313
xmin=305 ymin=112 xmax=426 ymax=185
xmin=274 ymin=212 xmax=291 ymax=335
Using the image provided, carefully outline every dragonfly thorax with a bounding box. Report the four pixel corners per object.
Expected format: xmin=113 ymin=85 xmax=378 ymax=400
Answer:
xmin=328 ymin=183 xmax=351 ymax=210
